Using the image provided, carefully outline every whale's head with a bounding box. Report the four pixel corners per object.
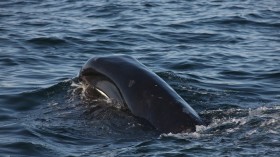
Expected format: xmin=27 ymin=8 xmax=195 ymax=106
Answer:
xmin=79 ymin=55 xmax=204 ymax=133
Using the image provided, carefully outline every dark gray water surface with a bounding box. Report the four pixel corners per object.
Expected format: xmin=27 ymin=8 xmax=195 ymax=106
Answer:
xmin=0 ymin=0 xmax=279 ymax=156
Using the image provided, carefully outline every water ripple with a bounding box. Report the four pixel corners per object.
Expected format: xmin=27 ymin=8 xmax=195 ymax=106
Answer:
xmin=0 ymin=0 xmax=280 ymax=156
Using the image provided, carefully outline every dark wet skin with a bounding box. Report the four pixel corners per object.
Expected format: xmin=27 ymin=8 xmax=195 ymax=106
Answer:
xmin=79 ymin=55 xmax=204 ymax=133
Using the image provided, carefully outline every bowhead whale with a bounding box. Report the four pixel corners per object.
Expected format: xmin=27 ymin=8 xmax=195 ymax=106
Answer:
xmin=79 ymin=55 xmax=204 ymax=133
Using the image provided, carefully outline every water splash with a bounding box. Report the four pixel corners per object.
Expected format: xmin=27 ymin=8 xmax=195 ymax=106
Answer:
xmin=160 ymin=105 xmax=280 ymax=139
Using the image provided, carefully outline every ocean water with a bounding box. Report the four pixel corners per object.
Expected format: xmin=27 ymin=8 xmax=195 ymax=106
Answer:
xmin=0 ymin=0 xmax=279 ymax=156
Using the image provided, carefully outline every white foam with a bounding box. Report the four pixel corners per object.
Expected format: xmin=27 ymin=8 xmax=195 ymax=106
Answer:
xmin=160 ymin=105 xmax=280 ymax=139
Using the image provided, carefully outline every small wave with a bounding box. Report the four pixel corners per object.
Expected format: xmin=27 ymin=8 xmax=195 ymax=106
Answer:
xmin=0 ymin=58 xmax=19 ymax=66
xmin=27 ymin=37 xmax=68 ymax=46
xmin=21 ymin=20 xmax=52 ymax=27
xmin=213 ymin=15 xmax=280 ymax=28
xmin=219 ymin=70 xmax=253 ymax=76
xmin=1 ymin=141 xmax=56 ymax=156
xmin=257 ymin=71 xmax=280 ymax=80
xmin=218 ymin=70 xmax=254 ymax=80
xmin=168 ymin=61 xmax=214 ymax=71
